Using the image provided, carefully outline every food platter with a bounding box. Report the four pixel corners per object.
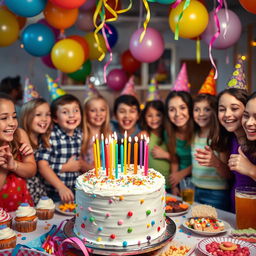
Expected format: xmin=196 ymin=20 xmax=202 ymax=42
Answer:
xmin=55 ymin=202 xmax=76 ymax=216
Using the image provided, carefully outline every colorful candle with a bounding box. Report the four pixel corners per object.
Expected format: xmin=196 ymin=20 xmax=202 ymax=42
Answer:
xmin=134 ymin=136 xmax=138 ymax=174
xmin=101 ymin=134 xmax=105 ymax=171
xmin=93 ymin=137 xmax=98 ymax=177
xmin=121 ymin=138 xmax=124 ymax=173
xmin=128 ymin=136 xmax=131 ymax=169
xmin=140 ymin=134 xmax=143 ymax=169
xmin=144 ymin=137 xmax=149 ymax=176
xmin=113 ymin=134 xmax=116 ymax=175
xmin=109 ymin=137 xmax=112 ymax=179
xmin=115 ymin=142 xmax=118 ymax=179
xmin=105 ymin=138 xmax=109 ymax=176
xmin=96 ymin=134 xmax=101 ymax=170
xmin=124 ymin=131 xmax=127 ymax=174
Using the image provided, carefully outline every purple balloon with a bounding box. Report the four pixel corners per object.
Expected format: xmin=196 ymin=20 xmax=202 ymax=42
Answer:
xmin=76 ymin=10 xmax=95 ymax=31
xmin=107 ymin=69 xmax=128 ymax=91
xmin=201 ymin=9 xmax=242 ymax=50
xmin=79 ymin=0 xmax=96 ymax=11
xmin=41 ymin=54 xmax=56 ymax=69
xmin=129 ymin=27 xmax=164 ymax=63
xmin=37 ymin=18 xmax=60 ymax=40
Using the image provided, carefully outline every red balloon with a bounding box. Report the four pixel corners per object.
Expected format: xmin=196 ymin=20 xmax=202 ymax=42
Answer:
xmin=239 ymin=0 xmax=256 ymax=14
xmin=49 ymin=0 xmax=86 ymax=9
xmin=121 ymin=50 xmax=141 ymax=74
xmin=105 ymin=0 xmax=121 ymax=20
xmin=68 ymin=35 xmax=90 ymax=62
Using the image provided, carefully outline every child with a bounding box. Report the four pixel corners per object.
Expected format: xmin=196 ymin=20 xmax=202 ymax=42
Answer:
xmin=192 ymin=94 xmax=231 ymax=210
xmin=0 ymin=93 xmax=36 ymax=212
xmin=20 ymin=98 xmax=52 ymax=204
xmin=81 ymin=95 xmax=111 ymax=171
xmin=36 ymin=94 xmax=84 ymax=203
xmin=165 ymin=91 xmax=193 ymax=195
xmin=140 ymin=100 xmax=171 ymax=190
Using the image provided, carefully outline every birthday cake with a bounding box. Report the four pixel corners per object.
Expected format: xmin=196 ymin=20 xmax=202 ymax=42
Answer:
xmin=74 ymin=166 xmax=166 ymax=247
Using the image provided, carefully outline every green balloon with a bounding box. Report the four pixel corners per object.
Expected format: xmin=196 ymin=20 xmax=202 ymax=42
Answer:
xmin=68 ymin=60 xmax=92 ymax=82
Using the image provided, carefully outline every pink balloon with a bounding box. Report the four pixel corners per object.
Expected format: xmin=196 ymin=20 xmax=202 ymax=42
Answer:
xmin=76 ymin=10 xmax=95 ymax=31
xmin=41 ymin=54 xmax=56 ymax=69
xmin=201 ymin=9 xmax=242 ymax=50
xmin=80 ymin=0 xmax=96 ymax=11
xmin=107 ymin=69 xmax=128 ymax=91
xmin=37 ymin=18 xmax=60 ymax=40
xmin=129 ymin=27 xmax=164 ymax=63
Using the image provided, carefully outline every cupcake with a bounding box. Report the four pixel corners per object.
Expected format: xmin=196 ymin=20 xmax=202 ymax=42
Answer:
xmin=14 ymin=203 xmax=37 ymax=233
xmin=0 ymin=225 xmax=17 ymax=249
xmin=0 ymin=208 xmax=12 ymax=228
xmin=36 ymin=196 xmax=55 ymax=220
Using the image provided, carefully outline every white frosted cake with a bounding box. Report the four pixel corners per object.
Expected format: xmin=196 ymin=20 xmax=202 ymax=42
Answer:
xmin=74 ymin=166 xmax=166 ymax=247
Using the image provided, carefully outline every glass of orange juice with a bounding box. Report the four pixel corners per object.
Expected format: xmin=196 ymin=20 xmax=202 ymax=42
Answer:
xmin=180 ymin=177 xmax=195 ymax=205
xmin=235 ymin=186 xmax=256 ymax=229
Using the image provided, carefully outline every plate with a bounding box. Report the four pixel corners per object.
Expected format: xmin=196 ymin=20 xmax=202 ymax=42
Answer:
xmin=63 ymin=217 xmax=176 ymax=255
xmin=166 ymin=202 xmax=190 ymax=217
xmin=182 ymin=218 xmax=231 ymax=236
xmin=197 ymin=237 xmax=256 ymax=256
xmin=55 ymin=202 xmax=76 ymax=216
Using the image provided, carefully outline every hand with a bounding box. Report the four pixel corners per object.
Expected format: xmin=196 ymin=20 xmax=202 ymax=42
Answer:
xmin=169 ymin=171 xmax=183 ymax=187
xmin=151 ymin=145 xmax=169 ymax=160
xmin=0 ymin=145 xmax=9 ymax=166
xmin=58 ymin=185 xmax=74 ymax=203
xmin=63 ymin=156 xmax=82 ymax=172
xmin=0 ymin=145 xmax=16 ymax=171
xmin=19 ymin=143 xmax=33 ymax=156
xmin=194 ymin=145 xmax=219 ymax=167
xmin=171 ymin=186 xmax=180 ymax=196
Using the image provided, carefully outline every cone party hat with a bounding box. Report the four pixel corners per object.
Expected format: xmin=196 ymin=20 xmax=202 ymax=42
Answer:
xmin=172 ymin=63 xmax=190 ymax=92
xmin=23 ymin=77 xmax=40 ymax=104
xmin=198 ymin=68 xmax=216 ymax=95
xmin=120 ymin=75 xmax=137 ymax=98
xmin=84 ymin=76 xmax=101 ymax=103
xmin=46 ymin=74 xmax=66 ymax=101
xmin=146 ymin=76 xmax=161 ymax=102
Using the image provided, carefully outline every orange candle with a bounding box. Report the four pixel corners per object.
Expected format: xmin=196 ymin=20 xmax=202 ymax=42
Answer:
xmin=128 ymin=136 xmax=131 ymax=169
xmin=93 ymin=136 xmax=98 ymax=177
xmin=134 ymin=136 xmax=138 ymax=174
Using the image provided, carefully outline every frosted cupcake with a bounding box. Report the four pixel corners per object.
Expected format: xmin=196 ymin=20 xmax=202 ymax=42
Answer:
xmin=0 ymin=208 xmax=12 ymax=228
xmin=14 ymin=203 xmax=37 ymax=233
xmin=0 ymin=225 xmax=17 ymax=249
xmin=36 ymin=196 xmax=55 ymax=220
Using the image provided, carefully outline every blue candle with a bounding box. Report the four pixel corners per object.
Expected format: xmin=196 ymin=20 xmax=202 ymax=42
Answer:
xmin=121 ymin=139 xmax=124 ymax=173
xmin=101 ymin=134 xmax=105 ymax=171
xmin=115 ymin=143 xmax=118 ymax=179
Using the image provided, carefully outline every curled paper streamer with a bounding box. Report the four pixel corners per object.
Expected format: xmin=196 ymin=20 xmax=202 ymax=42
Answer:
xmin=196 ymin=37 xmax=201 ymax=64
xmin=139 ymin=0 xmax=150 ymax=43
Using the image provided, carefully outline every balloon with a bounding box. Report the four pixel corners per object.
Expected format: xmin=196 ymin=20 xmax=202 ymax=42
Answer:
xmin=201 ymin=9 xmax=242 ymax=49
xmin=80 ymin=0 xmax=96 ymax=11
xmin=21 ymin=23 xmax=55 ymax=57
xmin=37 ymin=18 xmax=60 ymax=40
xmin=102 ymin=23 xmax=118 ymax=48
xmin=51 ymin=39 xmax=85 ymax=73
xmin=148 ymin=0 xmax=176 ymax=4
xmin=84 ymin=33 xmax=107 ymax=60
xmin=44 ymin=2 xmax=78 ymax=30
xmin=49 ymin=0 xmax=86 ymax=9
xmin=68 ymin=35 xmax=89 ymax=62
xmin=105 ymin=0 xmax=121 ymax=20
xmin=0 ymin=9 xmax=19 ymax=47
xmin=41 ymin=54 xmax=56 ymax=69
xmin=169 ymin=1 xmax=209 ymax=39
xmin=129 ymin=27 xmax=164 ymax=63
xmin=5 ymin=0 xmax=46 ymax=17
xmin=76 ymin=10 xmax=95 ymax=31
xmin=121 ymin=50 xmax=141 ymax=74
xmin=239 ymin=0 xmax=256 ymax=14
xmin=68 ymin=60 xmax=92 ymax=82
xmin=2 ymin=6 xmax=27 ymax=29
xmin=107 ymin=69 xmax=128 ymax=91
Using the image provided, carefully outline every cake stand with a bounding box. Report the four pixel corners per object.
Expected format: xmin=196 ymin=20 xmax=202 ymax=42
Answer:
xmin=63 ymin=217 xmax=176 ymax=255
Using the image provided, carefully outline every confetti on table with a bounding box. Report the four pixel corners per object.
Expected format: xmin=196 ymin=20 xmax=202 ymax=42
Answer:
xmin=21 ymin=237 xmax=26 ymax=240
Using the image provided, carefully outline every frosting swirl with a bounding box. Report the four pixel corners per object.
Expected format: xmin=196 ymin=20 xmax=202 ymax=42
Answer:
xmin=0 ymin=208 xmax=11 ymax=222
xmin=0 ymin=225 xmax=16 ymax=240
xmin=15 ymin=203 xmax=36 ymax=217
xmin=36 ymin=197 xmax=55 ymax=210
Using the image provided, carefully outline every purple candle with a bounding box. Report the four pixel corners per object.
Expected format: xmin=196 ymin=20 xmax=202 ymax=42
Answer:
xmin=140 ymin=134 xmax=143 ymax=168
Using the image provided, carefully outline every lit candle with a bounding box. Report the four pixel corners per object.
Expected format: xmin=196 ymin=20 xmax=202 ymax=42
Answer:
xmin=115 ymin=142 xmax=118 ymax=179
xmin=101 ymin=134 xmax=105 ymax=171
xmin=140 ymin=134 xmax=143 ymax=169
xmin=121 ymin=138 xmax=124 ymax=173
xmin=124 ymin=131 xmax=127 ymax=174
xmin=96 ymin=134 xmax=101 ymax=170
xmin=105 ymin=138 xmax=109 ymax=176
xmin=128 ymin=136 xmax=131 ymax=169
xmin=93 ymin=136 xmax=98 ymax=177
xmin=144 ymin=137 xmax=149 ymax=176
xmin=109 ymin=137 xmax=112 ymax=179
xmin=113 ymin=134 xmax=116 ymax=176
xmin=134 ymin=136 xmax=138 ymax=174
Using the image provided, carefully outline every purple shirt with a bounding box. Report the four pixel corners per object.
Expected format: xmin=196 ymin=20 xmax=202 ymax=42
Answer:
xmin=230 ymin=136 xmax=256 ymax=212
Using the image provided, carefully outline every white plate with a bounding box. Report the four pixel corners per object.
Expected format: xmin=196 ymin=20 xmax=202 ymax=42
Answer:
xmin=55 ymin=202 xmax=76 ymax=216
xmin=183 ymin=218 xmax=231 ymax=236
xmin=197 ymin=237 xmax=256 ymax=256
xmin=166 ymin=202 xmax=190 ymax=217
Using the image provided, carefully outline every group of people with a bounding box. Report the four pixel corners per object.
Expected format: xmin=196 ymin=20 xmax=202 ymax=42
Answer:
xmin=0 ymin=75 xmax=255 ymax=214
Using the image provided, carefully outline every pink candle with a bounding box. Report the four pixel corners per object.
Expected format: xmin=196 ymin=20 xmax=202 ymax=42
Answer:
xmin=105 ymin=138 xmax=109 ymax=177
xmin=140 ymin=134 xmax=143 ymax=169
xmin=144 ymin=137 xmax=149 ymax=176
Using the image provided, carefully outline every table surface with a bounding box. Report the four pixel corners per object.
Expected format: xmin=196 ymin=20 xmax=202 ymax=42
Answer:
xmin=7 ymin=205 xmax=236 ymax=256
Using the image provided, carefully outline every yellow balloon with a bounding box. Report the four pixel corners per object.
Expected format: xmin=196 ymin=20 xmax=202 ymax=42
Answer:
xmin=169 ymin=0 xmax=209 ymax=39
xmin=51 ymin=39 xmax=85 ymax=73
xmin=0 ymin=9 xmax=19 ymax=47
xmin=84 ymin=33 xmax=107 ymax=60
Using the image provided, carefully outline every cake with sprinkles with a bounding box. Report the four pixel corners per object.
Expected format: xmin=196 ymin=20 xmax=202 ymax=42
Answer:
xmin=74 ymin=166 xmax=166 ymax=247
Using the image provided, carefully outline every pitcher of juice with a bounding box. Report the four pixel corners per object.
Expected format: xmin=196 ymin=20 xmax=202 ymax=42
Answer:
xmin=235 ymin=186 xmax=256 ymax=229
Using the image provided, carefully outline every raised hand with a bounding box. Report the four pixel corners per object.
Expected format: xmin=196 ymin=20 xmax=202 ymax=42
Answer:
xmin=194 ymin=145 xmax=219 ymax=167
xmin=19 ymin=143 xmax=33 ymax=156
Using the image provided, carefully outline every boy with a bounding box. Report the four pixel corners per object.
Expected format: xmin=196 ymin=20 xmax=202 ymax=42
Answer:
xmin=36 ymin=94 xmax=83 ymax=202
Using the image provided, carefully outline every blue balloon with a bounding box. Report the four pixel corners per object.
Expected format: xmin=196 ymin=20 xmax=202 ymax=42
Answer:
xmin=21 ymin=24 xmax=55 ymax=57
xmin=5 ymin=0 xmax=47 ymax=17
xmin=103 ymin=23 xmax=118 ymax=48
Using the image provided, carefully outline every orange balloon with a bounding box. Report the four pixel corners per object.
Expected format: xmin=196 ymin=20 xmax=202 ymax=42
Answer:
xmin=239 ymin=0 xmax=256 ymax=14
xmin=44 ymin=2 xmax=78 ymax=30
xmin=68 ymin=35 xmax=89 ymax=62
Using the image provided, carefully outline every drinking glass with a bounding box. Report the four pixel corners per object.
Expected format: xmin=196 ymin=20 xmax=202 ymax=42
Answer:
xmin=180 ymin=177 xmax=195 ymax=205
xmin=235 ymin=186 xmax=256 ymax=229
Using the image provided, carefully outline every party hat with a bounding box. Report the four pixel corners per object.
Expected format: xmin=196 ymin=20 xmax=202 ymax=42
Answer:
xmin=46 ymin=74 xmax=66 ymax=101
xmin=120 ymin=75 xmax=137 ymax=97
xmin=172 ymin=63 xmax=190 ymax=92
xmin=23 ymin=77 xmax=40 ymax=104
xmin=226 ymin=56 xmax=248 ymax=90
xmin=198 ymin=68 xmax=216 ymax=95
xmin=146 ymin=76 xmax=161 ymax=102
xmin=84 ymin=76 xmax=101 ymax=103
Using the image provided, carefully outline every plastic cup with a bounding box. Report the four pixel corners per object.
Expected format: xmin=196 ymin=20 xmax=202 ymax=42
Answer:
xmin=180 ymin=177 xmax=195 ymax=205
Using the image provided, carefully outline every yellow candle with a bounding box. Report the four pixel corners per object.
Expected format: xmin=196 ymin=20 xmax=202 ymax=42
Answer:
xmin=93 ymin=137 xmax=98 ymax=177
xmin=134 ymin=136 xmax=138 ymax=174
xmin=124 ymin=131 xmax=127 ymax=174
xmin=128 ymin=136 xmax=131 ymax=169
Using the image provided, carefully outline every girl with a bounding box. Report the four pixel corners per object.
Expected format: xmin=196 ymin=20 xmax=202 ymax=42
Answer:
xmin=192 ymin=94 xmax=231 ymax=210
xmin=0 ymin=93 xmax=36 ymax=212
xmin=141 ymin=100 xmax=171 ymax=190
xmin=165 ymin=91 xmax=193 ymax=195
xmin=81 ymin=95 xmax=111 ymax=171
xmin=20 ymin=98 xmax=52 ymax=204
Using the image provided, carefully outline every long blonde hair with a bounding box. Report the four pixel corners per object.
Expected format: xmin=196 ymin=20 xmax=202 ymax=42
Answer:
xmin=81 ymin=95 xmax=111 ymax=155
xmin=20 ymin=98 xmax=51 ymax=149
